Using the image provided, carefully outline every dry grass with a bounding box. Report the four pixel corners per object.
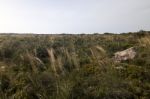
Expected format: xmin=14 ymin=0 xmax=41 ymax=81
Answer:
xmin=138 ymin=36 xmax=150 ymax=47
xmin=47 ymin=48 xmax=57 ymax=75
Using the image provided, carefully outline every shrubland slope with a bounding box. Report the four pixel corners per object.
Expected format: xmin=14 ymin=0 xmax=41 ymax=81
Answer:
xmin=0 ymin=31 xmax=150 ymax=99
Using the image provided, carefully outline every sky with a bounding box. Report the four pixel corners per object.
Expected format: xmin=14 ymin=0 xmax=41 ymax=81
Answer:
xmin=0 ymin=0 xmax=150 ymax=34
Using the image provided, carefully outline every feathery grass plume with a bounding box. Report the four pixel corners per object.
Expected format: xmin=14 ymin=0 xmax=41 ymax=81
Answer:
xmin=95 ymin=45 xmax=106 ymax=54
xmin=0 ymin=62 xmax=7 ymax=73
xmin=90 ymin=48 xmax=96 ymax=60
xmin=34 ymin=57 xmax=44 ymax=66
xmin=71 ymin=52 xmax=79 ymax=70
xmin=90 ymin=47 xmax=103 ymax=67
xmin=138 ymin=36 xmax=150 ymax=47
xmin=90 ymin=46 xmax=113 ymax=72
xmin=90 ymin=46 xmax=107 ymax=61
xmin=63 ymin=47 xmax=80 ymax=71
xmin=26 ymin=51 xmax=38 ymax=73
xmin=64 ymin=48 xmax=72 ymax=66
xmin=47 ymin=48 xmax=57 ymax=75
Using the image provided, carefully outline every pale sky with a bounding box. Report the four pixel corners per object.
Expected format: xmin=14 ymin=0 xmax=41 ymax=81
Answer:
xmin=0 ymin=0 xmax=150 ymax=33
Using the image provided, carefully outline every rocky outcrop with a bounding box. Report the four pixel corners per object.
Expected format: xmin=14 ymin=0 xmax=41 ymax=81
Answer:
xmin=114 ymin=47 xmax=136 ymax=62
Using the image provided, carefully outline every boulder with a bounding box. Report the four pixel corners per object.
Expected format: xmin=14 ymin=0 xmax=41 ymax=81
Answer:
xmin=114 ymin=47 xmax=136 ymax=62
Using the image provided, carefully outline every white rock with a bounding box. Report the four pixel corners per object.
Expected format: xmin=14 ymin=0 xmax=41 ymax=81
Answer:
xmin=114 ymin=47 xmax=136 ymax=62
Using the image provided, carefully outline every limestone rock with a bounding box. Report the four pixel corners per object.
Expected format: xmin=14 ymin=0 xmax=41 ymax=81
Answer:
xmin=114 ymin=47 xmax=136 ymax=62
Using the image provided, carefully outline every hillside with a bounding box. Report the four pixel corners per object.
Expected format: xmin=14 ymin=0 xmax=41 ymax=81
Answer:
xmin=0 ymin=31 xmax=150 ymax=99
